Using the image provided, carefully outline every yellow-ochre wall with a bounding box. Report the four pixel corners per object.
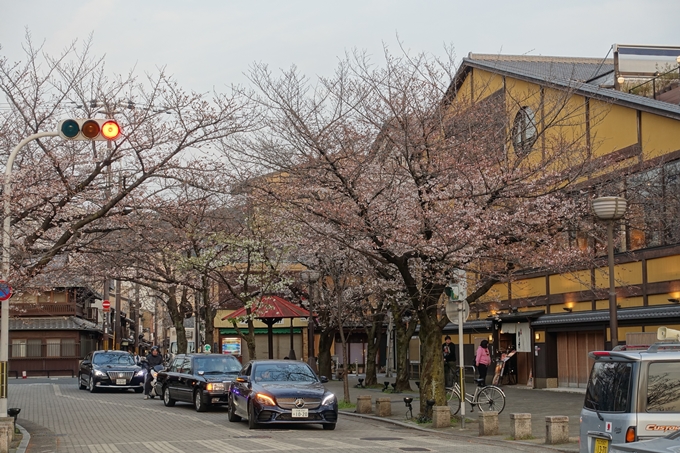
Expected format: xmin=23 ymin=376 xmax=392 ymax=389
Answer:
xmin=647 ymin=256 xmax=680 ymax=283
xmin=549 ymin=270 xmax=591 ymax=294
xmin=590 ymin=102 xmax=638 ymax=157
xmin=594 ymin=262 xmax=643 ymax=288
xmin=471 ymin=69 xmax=504 ymax=101
xmin=641 ymin=113 xmax=680 ymax=158
xmin=512 ymin=277 xmax=545 ymax=299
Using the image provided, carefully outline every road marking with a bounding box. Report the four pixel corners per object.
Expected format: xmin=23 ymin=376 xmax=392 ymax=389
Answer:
xmin=247 ymin=437 xmax=300 ymax=451
xmin=88 ymin=444 xmax=122 ymax=453
xmin=197 ymin=439 xmax=247 ymax=452
xmin=142 ymin=441 xmax=186 ymax=452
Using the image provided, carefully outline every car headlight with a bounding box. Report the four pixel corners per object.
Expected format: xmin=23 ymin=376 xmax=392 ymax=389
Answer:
xmin=321 ymin=393 xmax=337 ymax=405
xmin=93 ymin=370 xmax=106 ymax=377
xmin=206 ymin=383 xmax=225 ymax=392
xmin=255 ymin=393 xmax=276 ymax=406
xmin=136 ymin=369 xmax=145 ymax=376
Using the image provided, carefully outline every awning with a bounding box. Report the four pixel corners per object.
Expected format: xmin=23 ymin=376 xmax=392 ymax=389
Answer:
xmin=222 ymin=295 xmax=310 ymax=320
xmin=436 ymin=320 xmax=493 ymax=333
xmin=531 ymin=305 xmax=680 ymax=326
xmin=219 ymin=327 xmax=302 ymax=335
xmin=9 ymin=316 xmax=101 ymax=331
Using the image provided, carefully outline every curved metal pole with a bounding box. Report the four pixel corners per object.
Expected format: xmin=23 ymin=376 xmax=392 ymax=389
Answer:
xmin=0 ymin=131 xmax=58 ymax=417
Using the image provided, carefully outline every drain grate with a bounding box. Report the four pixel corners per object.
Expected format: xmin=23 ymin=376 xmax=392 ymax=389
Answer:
xmin=400 ymin=449 xmax=431 ymax=452
xmin=360 ymin=437 xmax=404 ymax=441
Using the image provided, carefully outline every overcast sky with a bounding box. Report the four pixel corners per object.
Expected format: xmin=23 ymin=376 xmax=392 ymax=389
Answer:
xmin=1 ymin=0 xmax=679 ymax=94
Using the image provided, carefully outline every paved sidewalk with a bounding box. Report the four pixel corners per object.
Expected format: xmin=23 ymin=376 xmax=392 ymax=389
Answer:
xmin=326 ymin=374 xmax=584 ymax=453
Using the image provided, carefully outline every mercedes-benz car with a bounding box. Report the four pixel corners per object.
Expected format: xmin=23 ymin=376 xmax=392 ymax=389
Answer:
xmin=78 ymin=350 xmax=145 ymax=393
xmin=156 ymin=353 xmax=241 ymax=412
xmin=228 ymin=360 xmax=338 ymax=430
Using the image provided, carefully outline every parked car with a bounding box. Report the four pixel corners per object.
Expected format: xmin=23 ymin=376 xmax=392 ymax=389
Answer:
xmin=580 ymin=327 xmax=680 ymax=453
xmin=608 ymin=429 xmax=680 ymax=453
xmin=78 ymin=350 xmax=145 ymax=393
xmin=227 ymin=360 xmax=338 ymax=430
xmin=156 ymin=353 xmax=241 ymax=412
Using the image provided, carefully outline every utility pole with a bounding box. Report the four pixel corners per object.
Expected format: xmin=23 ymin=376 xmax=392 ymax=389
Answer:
xmin=103 ymin=279 xmax=110 ymax=350
xmin=133 ymin=284 xmax=140 ymax=353
xmin=114 ymin=280 xmax=122 ymax=350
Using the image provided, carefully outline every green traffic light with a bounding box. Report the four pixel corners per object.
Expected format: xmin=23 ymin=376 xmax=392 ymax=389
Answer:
xmin=60 ymin=119 xmax=80 ymax=138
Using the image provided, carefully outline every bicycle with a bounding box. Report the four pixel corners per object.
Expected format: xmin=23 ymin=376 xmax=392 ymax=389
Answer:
xmin=446 ymin=376 xmax=506 ymax=415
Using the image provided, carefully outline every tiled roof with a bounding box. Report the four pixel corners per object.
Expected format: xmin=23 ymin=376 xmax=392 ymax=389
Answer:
xmin=459 ymin=53 xmax=680 ymax=121
xmin=9 ymin=316 xmax=101 ymax=331
xmin=531 ymin=305 xmax=680 ymax=326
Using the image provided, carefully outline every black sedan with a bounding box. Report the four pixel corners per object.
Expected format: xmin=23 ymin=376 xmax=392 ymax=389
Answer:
xmin=228 ymin=360 xmax=338 ymax=430
xmin=156 ymin=353 xmax=241 ymax=412
xmin=78 ymin=350 xmax=145 ymax=393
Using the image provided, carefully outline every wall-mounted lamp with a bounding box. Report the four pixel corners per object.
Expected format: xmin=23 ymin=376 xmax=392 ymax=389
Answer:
xmin=488 ymin=335 xmax=493 ymax=341
xmin=535 ymin=332 xmax=540 ymax=341
xmin=509 ymin=307 xmax=519 ymax=314
xmin=669 ymin=298 xmax=680 ymax=304
xmin=563 ymin=307 xmax=573 ymax=313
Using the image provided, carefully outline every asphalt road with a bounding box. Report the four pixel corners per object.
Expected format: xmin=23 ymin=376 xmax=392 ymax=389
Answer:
xmin=8 ymin=377 xmax=557 ymax=453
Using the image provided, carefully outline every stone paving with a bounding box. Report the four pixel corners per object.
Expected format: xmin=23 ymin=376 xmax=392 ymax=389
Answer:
xmin=6 ymin=377 xmax=571 ymax=453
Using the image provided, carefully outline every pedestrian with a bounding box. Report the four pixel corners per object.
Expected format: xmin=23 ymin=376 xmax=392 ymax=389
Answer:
xmin=475 ymin=339 xmax=491 ymax=385
xmin=442 ymin=335 xmax=456 ymax=387
xmin=143 ymin=346 xmax=163 ymax=399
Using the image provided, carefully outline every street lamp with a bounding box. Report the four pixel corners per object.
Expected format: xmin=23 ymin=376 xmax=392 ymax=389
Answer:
xmin=301 ymin=270 xmax=320 ymax=373
xmin=592 ymin=196 xmax=627 ymax=348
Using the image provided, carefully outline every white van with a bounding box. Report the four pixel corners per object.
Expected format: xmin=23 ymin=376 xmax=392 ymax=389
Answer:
xmin=579 ymin=327 xmax=680 ymax=453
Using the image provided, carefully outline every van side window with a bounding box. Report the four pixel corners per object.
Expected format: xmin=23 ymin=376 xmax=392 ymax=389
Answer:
xmin=646 ymin=362 xmax=680 ymax=412
xmin=584 ymin=362 xmax=632 ymax=412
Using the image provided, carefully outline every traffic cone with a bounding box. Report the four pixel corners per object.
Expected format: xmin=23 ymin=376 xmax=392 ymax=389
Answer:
xmin=21 ymin=371 xmax=26 ymax=379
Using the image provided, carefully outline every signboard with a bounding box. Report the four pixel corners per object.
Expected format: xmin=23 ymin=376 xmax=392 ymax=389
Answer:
xmin=0 ymin=281 xmax=12 ymax=301
xmin=222 ymin=337 xmax=241 ymax=356
xmin=102 ymin=299 xmax=110 ymax=312
xmin=446 ymin=300 xmax=469 ymax=325
xmin=516 ymin=322 xmax=531 ymax=352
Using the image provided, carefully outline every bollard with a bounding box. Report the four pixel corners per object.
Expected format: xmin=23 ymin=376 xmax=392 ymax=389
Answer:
xmin=432 ymin=406 xmax=450 ymax=428
xmin=375 ymin=397 xmax=392 ymax=417
xmin=21 ymin=371 xmax=26 ymax=379
xmin=478 ymin=411 xmax=499 ymax=436
xmin=510 ymin=413 xmax=532 ymax=439
xmin=356 ymin=395 xmax=372 ymax=414
xmin=545 ymin=416 xmax=569 ymax=444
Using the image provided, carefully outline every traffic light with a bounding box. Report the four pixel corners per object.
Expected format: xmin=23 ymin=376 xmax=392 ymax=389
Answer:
xmin=58 ymin=118 xmax=121 ymax=141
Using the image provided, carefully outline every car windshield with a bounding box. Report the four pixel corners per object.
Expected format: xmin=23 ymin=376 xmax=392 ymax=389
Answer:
xmin=253 ymin=363 xmax=318 ymax=383
xmin=584 ymin=361 xmax=633 ymax=412
xmin=93 ymin=353 xmax=136 ymax=366
xmin=194 ymin=356 xmax=241 ymax=374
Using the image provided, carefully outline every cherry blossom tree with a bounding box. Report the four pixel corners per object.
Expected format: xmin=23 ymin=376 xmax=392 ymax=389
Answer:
xmin=228 ymin=45 xmax=605 ymax=413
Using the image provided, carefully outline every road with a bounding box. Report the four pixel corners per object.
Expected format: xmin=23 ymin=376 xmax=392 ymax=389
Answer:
xmin=9 ymin=378 xmax=553 ymax=453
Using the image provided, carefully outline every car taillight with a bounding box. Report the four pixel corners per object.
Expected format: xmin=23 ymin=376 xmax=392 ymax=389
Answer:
xmin=625 ymin=426 xmax=636 ymax=442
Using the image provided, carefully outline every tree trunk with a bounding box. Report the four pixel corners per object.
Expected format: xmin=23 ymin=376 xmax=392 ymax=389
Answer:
xmin=201 ymin=282 xmax=214 ymax=353
xmin=317 ymin=327 xmax=335 ymax=380
xmin=364 ymin=318 xmax=383 ymax=386
xmin=166 ymin=286 xmax=188 ymax=354
xmin=337 ymin=323 xmax=351 ymax=403
xmin=393 ymin=308 xmax=417 ymax=392
xmin=417 ymin=312 xmax=446 ymax=414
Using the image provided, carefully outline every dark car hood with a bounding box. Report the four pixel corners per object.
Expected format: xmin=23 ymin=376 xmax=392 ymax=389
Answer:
xmin=257 ymin=382 xmax=326 ymax=398
xmin=95 ymin=365 xmax=140 ymax=371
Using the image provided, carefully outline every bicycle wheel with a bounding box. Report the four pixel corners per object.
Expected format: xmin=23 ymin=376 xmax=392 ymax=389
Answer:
xmin=446 ymin=387 xmax=462 ymax=415
xmin=476 ymin=385 xmax=506 ymax=414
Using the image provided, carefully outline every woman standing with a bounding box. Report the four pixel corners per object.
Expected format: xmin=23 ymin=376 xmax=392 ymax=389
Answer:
xmin=475 ymin=340 xmax=492 ymax=384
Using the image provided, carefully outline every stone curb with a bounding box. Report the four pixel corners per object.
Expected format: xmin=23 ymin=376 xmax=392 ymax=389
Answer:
xmin=14 ymin=424 xmax=29 ymax=453
xmin=339 ymin=410 xmax=578 ymax=453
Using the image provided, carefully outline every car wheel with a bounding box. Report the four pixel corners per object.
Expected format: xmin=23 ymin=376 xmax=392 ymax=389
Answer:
xmin=78 ymin=374 xmax=86 ymax=390
xmin=323 ymin=423 xmax=337 ymax=431
xmin=163 ymin=386 xmax=176 ymax=407
xmin=194 ymin=389 xmax=210 ymax=412
xmin=227 ymin=394 xmax=242 ymax=422
xmin=248 ymin=400 xmax=259 ymax=429
xmin=88 ymin=375 xmax=97 ymax=393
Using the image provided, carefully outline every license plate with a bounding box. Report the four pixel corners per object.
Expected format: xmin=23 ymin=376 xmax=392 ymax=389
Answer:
xmin=594 ymin=437 xmax=609 ymax=453
xmin=115 ymin=378 xmax=126 ymax=385
xmin=292 ymin=408 xmax=308 ymax=418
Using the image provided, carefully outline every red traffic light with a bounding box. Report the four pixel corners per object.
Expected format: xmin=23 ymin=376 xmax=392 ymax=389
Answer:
xmin=58 ymin=119 xmax=121 ymax=141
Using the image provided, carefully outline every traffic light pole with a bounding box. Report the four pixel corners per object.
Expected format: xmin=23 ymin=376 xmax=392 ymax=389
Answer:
xmin=1 ymin=131 xmax=59 ymax=418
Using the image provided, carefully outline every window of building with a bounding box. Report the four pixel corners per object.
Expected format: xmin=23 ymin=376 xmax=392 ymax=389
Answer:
xmin=511 ymin=107 xmax=538 ymax=156
xmin=62 ymin=339 xmax=76 ymax=357
xmin=11 ymin=339 xmax=26 ymax=358
xmin=46 ymin=339 xmax=60 ymax=357
xmin=27 ymin=339 xmax=41 ymax=357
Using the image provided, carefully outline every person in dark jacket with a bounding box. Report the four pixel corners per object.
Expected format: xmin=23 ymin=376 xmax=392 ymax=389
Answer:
xmin=442 ymin=335 xmax=456 ymax=387
xmin=143 ymin=346 xmax=164 ymax=399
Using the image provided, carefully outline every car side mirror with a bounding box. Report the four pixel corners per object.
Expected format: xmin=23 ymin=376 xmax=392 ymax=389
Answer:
xmin=198 ymin=370 xmax=204 ymax=376
xmin=319 ymin=376 xmax=329 ymax=383
xmin=236 ymin=376 xmax=250 ymax=383
xmin=81 ymin=360 xmax=91 ymax=366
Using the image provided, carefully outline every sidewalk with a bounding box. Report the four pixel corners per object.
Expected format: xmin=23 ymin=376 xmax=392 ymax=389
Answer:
xmin=328 ymin=373 xmax=584 ymax=453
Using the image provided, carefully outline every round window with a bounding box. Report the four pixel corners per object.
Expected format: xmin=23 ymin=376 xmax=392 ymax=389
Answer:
xmin=512 ymin=107 xmax=537 ymax=156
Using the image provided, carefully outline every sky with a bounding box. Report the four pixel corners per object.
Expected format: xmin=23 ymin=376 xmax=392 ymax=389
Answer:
xmin=1 ymin=0 xmax=679 ymax=95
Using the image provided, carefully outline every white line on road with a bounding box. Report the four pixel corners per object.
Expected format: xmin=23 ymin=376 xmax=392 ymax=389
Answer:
xmin=247 ymin=437 xmax=299 ymax=451
xmin=88 ymin=444 xmax=122 ymax=453
xmin=197 ymin=439 xmax=247 ymax=452
xmin=142 ymin=441 xmax=187 ymax=452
